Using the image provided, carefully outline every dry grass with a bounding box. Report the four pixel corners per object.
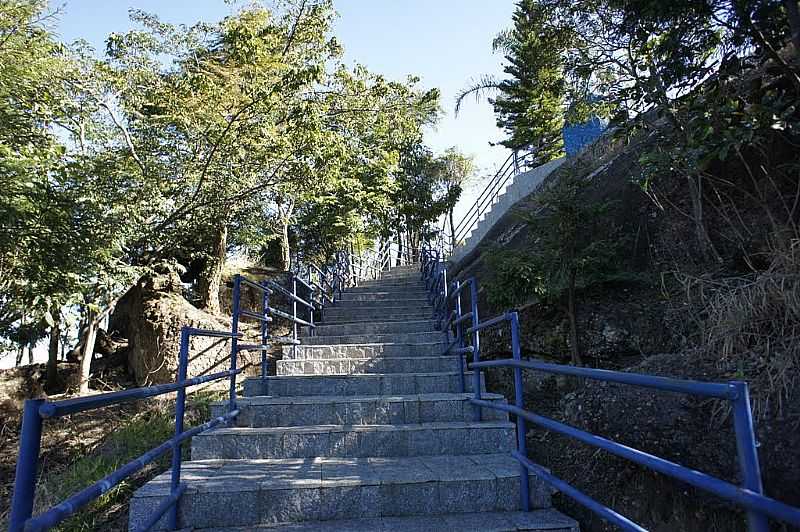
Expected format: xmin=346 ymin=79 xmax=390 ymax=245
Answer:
xmin=1 ymin=389 xmax=223 ymax=532
xmin=679 ymin=240 xmax=800 ymax=420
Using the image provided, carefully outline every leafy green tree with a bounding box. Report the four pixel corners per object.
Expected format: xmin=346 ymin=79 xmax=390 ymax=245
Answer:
xmin=487 ymin=175 xmax=628 ymax=365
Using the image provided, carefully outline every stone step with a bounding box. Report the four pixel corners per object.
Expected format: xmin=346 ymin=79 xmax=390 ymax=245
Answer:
xmin=339 ymin=291 xmax=429 ymax=302
xmin=243 ymin=371 xmax=483 ymax=397
xmin=333 ymin=298 xmax=430 ymax=308
xmin=191 ymin=421 xmax=515 ymax=460
xmin=301 ymin=331 xmax=444 ymax=345
xmin=193 ymin=509 xmax=579 ymax=531
xmin=281 ymin=343 xmax=446 ymax=360
xmin=219 ymin=393 xmax=506 ymax=427
xmin=306 ymin=320 xmax=437 ymax=337
xmin=276 ymin=356 xmax=461 ymax=376
xmin=129 ymin=455 xmax=553 ymax=531
xmin=317 ymin=312 xmax=433 ymax=325
xmin=348 ymin=281 xmax=426 ymax=292
xmin=320 ymin=307 xmax=432 ymax=322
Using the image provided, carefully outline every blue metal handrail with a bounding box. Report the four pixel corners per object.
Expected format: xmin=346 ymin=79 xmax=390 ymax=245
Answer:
xmin=9 ymin=251 xmax=353 ymax=532
xmin=418 ymin=246 xmax=800 ymax=532
xmin=9 ymin=327 xmax=242 ymax=532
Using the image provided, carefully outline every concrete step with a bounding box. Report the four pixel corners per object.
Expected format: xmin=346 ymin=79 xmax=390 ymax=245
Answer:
xmin=301 ymin=331 xmax=444 ymax=345
xmin=281 ymin=342 xmax=446 ymax=360
xmin=307 ymin=320 xmax=436 ymax=337
xmin=191 ymin=421 xmax=515 ymax=460
xmin=276 ymin=356 xmax=462 ymax=376
xmin=320 ymin=307 xmax=432 ymax=322
xmin=194 ymin=509 xmax=578 ymax=531
xmin=333 ymin=298 xmax=430 ymax=308
xmin=349 ymin=281 xmax=426 ymax=291
xmin=129 ymin=455 xmax=553 ymax=531
xmin=316 ymin=312 xmax=433 ymax=325
xmin=220 ymin=393 xmax=507 ymax=427
xmin=243 ymin=371 xmax=483 ymax=397
xmin=339 ymin=291 xmax=429 ymax=302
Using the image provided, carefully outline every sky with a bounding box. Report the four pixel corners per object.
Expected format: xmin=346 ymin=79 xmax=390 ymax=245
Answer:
xmin=51 ymin=0 xmax=518 ymax=207
xmin=1 ymin=1 xmax=517 ymax=368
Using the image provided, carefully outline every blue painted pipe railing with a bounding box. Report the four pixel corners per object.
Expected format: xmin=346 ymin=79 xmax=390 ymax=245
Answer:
xmin=419 ymin=246 xmax=800 ymax=532
xmin=8 ymin=250 xmax=353 ymax=532
xmin=8 ymin=326 xmax=243 ymax=532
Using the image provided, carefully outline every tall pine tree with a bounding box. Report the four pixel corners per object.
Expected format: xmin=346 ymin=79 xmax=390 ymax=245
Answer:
xmin=492 ymin=0 xmax=571 ymax=159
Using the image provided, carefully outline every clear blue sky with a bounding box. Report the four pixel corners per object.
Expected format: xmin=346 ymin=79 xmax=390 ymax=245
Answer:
xmin=52 ymin=0 xmax=517 ymax=185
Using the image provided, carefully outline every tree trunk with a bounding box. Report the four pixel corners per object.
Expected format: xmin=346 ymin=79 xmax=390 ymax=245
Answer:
xmin=567 ymin=267 xmax=583 ymax=366
xmin=279 ymin=217 xmax=291 ymax=271
xmin=686 ymin=174 xmax=720 ymax=263
xmin=47 ymin=317 xmax=61 ymax=389
xmin=16 ymin=345 xmax=23 ymax=366
xmin=198 ymin=224 xmax=227 ymax=314
xmin=78 ymin=310 xmax=98 ymax=394
xmin=27 ymin=342 xmax=34 ymax=365
xmin=449 ymin=207 xmax=457 ymax=251
xmin=396 ymin=228 xmax=403 ymax=267
xmin=786 ymin=0 xmax=800 ymax=56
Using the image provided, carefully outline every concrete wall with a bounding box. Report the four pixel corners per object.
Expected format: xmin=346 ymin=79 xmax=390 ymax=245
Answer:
xmin=449 ymin=157 xmax=565 ymax=264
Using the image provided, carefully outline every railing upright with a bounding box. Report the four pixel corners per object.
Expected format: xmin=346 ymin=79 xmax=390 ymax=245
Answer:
xmin=469 ymin=278 xmax=482 ymax=420
xmin=168 ymin=328 xmax=190 ymax=529
xmin=291 ymin=273 xmax=299 ymax=358
xmin=229 ymin=275 xmax=241 ymax=414
xmin=454 ymin=279 xmax=467 ymax=393
xmin=260 ymin=281 xmax=270 ymax=383
xmin=509 ymin=311 xmax=531 ymax=512
xmin=732 ymin=381 xmax=769 ymax=532
xmin=8 ymin=399 xmax=44 ymax=532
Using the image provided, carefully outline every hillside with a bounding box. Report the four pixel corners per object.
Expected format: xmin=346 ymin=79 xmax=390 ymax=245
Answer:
xmin=450 ymin=56 xmax=800 ymax=531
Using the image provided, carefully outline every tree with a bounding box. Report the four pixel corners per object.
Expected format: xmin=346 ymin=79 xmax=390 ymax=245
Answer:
xmin=486 ymin=174 xmax=628 ymax=366
xmin=433 ymin=148 xmax=476 ymax=249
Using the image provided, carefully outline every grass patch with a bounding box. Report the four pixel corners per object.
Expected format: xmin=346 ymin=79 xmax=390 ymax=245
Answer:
xmin=31 ymin=390 xmax=222 ymax=532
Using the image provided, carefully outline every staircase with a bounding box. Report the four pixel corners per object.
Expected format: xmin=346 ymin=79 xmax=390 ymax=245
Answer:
xmin=129 ymin=264 xmax=578 ymax=531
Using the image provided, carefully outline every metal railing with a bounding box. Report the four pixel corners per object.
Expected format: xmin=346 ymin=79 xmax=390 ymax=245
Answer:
xmin=8 ymin=250 xmax=354 ymax=532
xmin=419 ymin=246 xmax=800 ymax=532
xmin=449 ymin=150 xmax=539 ymax=253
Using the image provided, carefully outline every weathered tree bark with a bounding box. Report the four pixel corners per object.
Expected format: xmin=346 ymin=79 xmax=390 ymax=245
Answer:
xmin=47 ymin=317 xmax=61 ymax=388
xmin=567 ymin=267 xmax=583 ymax=366
xmin=785 ymin=0 xmax=800 ymax=57
xmin=78 ymin=309 xmax=98 ymax=394
xmin=15 ymin=345 xmax=23 ymax=366
xmin=396 ymin=228 xmax=404 ymax=266
xmin=197 ymin=225 xmax=227 ymax=314
xmin=279 ymin=217 xmax=291 ymax=271
xmin=449 ymin=207 xmax=457 ymax=251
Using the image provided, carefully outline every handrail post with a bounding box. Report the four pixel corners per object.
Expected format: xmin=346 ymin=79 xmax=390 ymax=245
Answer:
xmin=228 ymin=275 xmax=241 ymax=414
xmin=731 ymin=381 xmax=769 ymax=532
xmin=9 ymin=398 xmax=45 ymax=532
xmin=438 ymin=268 xmax=448 ymax=330
xmin=309 ymin=284 xmax=315 ymax=338
xmin=291 ymin=272 xmax=298 ymax=358
xmin=168 ymin=327 xmax=190 ymax=529
xmin=454 ymin=279 xmax=466 ymax=393
xmin=470 ymin=279 xmax=482 ymax=420
xmin=510 ymin=312 xmax=531 ymax=511
xmin=260 ymin=280 xmax=270 ymax=385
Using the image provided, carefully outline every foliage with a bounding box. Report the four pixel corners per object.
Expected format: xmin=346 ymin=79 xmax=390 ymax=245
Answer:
xmin=492 ymin=0 xmax=572 ymax=156
xmin=486 ymin=173 xmax=632 ymax=363
xmin=0 ymin=0 xmax=442 ymax=364
xmin=32 ymin=392 xmax=217 ymax=531
xmin=487 ymin=175 xmax=627 ymax=308
xmin=0 ymin=1 xmax=138 ymax=354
